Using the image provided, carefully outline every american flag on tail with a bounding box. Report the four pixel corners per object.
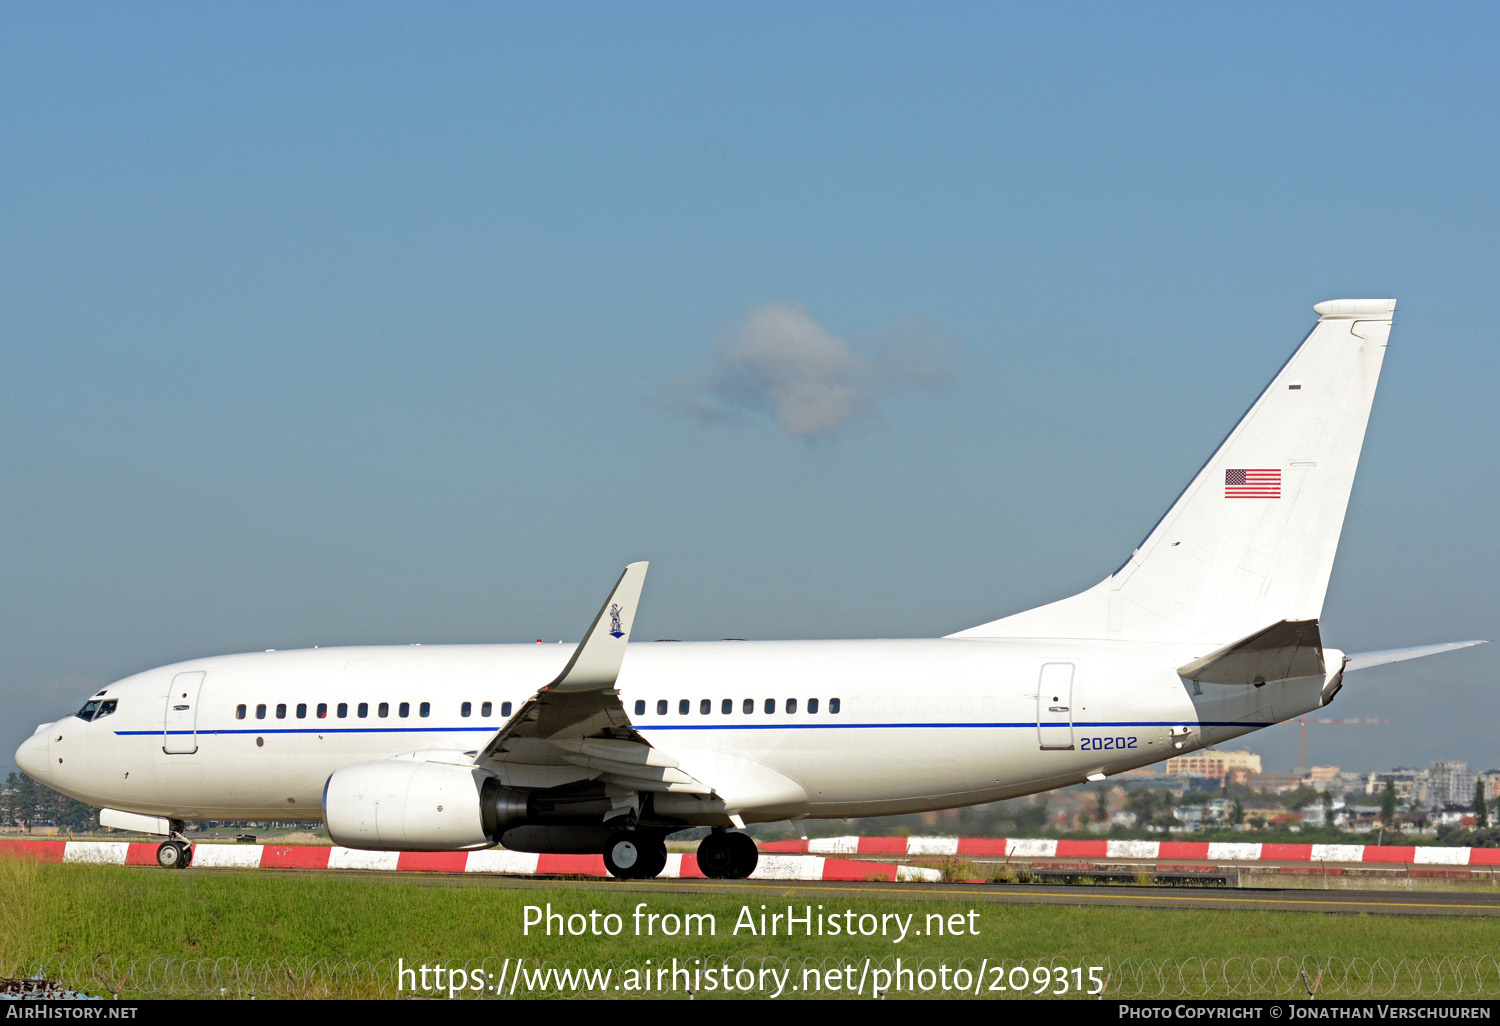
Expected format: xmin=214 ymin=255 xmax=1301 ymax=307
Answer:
xmin=1225 ymin=468 xmax=1281 ymax=498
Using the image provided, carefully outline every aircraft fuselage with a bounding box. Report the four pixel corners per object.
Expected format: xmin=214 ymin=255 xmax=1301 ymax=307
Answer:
xmin=22 ymin=637 xmax=1333 ymax=823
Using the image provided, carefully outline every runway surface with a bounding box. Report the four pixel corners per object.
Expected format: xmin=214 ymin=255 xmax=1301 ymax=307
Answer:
xmin=243 ymin=867 xmax=1500 ymax=917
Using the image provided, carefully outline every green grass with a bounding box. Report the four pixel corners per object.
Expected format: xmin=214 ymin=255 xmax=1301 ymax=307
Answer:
xmin=4 ymin=862 xmax=1499 ymax=999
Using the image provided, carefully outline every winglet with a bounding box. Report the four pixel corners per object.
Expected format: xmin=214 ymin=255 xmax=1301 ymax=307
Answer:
xmin=547 ymin=562 xmax=649 ymax=692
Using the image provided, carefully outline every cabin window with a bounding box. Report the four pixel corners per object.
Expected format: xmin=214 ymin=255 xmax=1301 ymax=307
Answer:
xmin=276 ymin=703 xmax=287 ymax=719
xmin=236 ymin=704 xmax=246 ymax=720
xmin=679 ymin=699 xmax=689 ymax=715
xmin=808 ymin=698 xmax=819 ymax=714
xmin=399 ymin=702 xmax=410 ymax=718
xmin=481 ymin=701 xmax=492 ymax=717
xmin=462 ymin=701 xmax=472 ymax=718
xmin=786 ymin=698 xmax=797 ymax=714
xmin=501 ymin=701 xmax=512 ymax=716
xmin=337 ymin=703 xmax=348 ymax=718
xmin=657 ymin=700 xmax=668 ymax=715
xmin=700 ymin=699 xmax=711 ymax=714
xmin=721 ymin=698 xmax=732 ymax=714
xmin=764 ymin=698 xmax=775 ymax=714
xmin=419 ymin=702 xmax=430 ymax=718
xmin=378 ymin=702 xmax=389 ymax=718
xmin=358 ymin=702 xmax=368 ymax=718
xmin=94 ymin=700 xmax=117 ymax=720
xmin=256 ymin=704 xmax=267 ymax=720
xmin=634 ymin=700 xmax=645 ymax=716
xmin=830 ymin=698 xmax=841 ymax=714
xmin=317 ymin=703 xmax=328 ymax=719
xmin=76 ymin=700 xmax=101 ymax=721
xmin=743 ymin=698 xmax=753 ymax=714
xmin=296 ymin=703 xmax=307 ymax=719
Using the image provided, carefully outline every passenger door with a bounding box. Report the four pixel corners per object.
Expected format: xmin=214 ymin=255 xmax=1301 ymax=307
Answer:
xmin=162 ymin=671 xmax=206 ymax=754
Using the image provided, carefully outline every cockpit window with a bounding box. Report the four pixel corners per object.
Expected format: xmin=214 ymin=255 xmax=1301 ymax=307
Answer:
xmin=73 ymin=698 xmax=120 ymax=722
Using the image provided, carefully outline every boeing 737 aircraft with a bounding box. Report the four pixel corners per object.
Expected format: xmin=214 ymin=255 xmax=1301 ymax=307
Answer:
xmin=15 ymin=298 xmax=1483 ymax=879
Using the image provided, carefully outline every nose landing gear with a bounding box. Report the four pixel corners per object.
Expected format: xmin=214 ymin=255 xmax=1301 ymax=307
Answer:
xmin=155 ymin=840 xmax=193 ymax=869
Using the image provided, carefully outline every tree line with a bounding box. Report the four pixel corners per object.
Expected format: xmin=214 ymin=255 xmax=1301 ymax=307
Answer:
xmin=1 ymin=772 xmax=98 ymax=832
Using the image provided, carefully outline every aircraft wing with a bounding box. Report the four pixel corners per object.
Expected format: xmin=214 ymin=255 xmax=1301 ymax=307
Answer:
xmin=1343 ymin=640 xmax=1486 ymax=672
xmin=475 ymin=562 xmax=714 ymax=796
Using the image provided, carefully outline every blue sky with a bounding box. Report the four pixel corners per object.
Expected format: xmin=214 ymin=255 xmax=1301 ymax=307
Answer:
xmin=2 ymin=2 xmax=1495 ymax=778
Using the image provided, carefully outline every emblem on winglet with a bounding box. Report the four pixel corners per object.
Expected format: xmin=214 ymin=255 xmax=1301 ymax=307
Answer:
xmin=609 ymin=603 xmax=625 ymax=638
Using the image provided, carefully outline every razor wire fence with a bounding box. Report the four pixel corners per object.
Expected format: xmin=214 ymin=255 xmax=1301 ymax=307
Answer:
xmin=7 ymin=954 xmax=1500 ymax=999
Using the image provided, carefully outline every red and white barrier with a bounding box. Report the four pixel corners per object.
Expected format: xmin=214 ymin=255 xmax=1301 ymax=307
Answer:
xmin=6 ymin=835 xmax=1494 ymax=876
xmin=0 ymin=839 xmax=941 ymax=882
xmin=760 ymin=836 xmax=1500 ymax=866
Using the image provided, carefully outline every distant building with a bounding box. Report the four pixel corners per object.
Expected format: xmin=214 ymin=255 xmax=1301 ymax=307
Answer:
xmin=1428 ymin=762 xmax=1476 ymax=808
xmin=1366 ymin=768 xmax=1427 ymax=806
xmin=1434 ymin=807 xmax=1477 ymax=828
xmin=1482 ymin=771 xmax=1500 ymax=800
xmin=1165 ymin=750 xmax=1262 ymax=784
xmin=1242 ymin=771 xmax=1306 ymax=793
xmin=1300 ymin=798 xmax=1345 ymax=828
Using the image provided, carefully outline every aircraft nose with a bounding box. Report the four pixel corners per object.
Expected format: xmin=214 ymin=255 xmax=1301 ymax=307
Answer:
xmin=15 ymin=728 xmax=51 ymax=781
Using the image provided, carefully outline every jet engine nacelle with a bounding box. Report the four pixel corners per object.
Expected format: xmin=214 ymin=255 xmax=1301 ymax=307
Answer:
xmin=322 ymin=759 xmax=530 ymax=851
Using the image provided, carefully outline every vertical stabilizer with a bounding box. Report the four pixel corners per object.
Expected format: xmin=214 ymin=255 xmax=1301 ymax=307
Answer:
xmin=950 ymin=299 xmax=1394 ymax=644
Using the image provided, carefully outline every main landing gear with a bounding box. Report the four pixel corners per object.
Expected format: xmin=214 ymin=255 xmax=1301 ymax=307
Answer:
xmin=696 ymin=830 xmax=758 ymax=880
xmin=603 ymin=831 xmax=668 ymax=880
xmin=155 ymin=839 xmax=193 ymax=869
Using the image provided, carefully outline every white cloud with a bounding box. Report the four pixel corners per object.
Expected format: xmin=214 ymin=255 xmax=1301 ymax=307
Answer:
xmin=670 ymin=303 xmax=950 ymax=440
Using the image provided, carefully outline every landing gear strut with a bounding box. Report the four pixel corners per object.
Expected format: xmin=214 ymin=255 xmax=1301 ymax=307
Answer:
xmin=155 ymin=839 xmax=192 ymax=869
xmin=603 ymin=831 xmax=667 ymax=880
xmin=696 ymin=830 xmax=757 ymax=880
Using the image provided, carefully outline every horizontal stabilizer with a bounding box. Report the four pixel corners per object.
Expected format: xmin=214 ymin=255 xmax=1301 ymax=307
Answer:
xmin=1178 ymin=619 xmax=1325 ymax=685
xmin=1344 ymin=640 xmax=1486 ymax=672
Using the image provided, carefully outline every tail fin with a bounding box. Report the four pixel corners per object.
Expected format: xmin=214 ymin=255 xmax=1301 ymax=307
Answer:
xmin=950 ymin=299 xmax=1395 ymax=644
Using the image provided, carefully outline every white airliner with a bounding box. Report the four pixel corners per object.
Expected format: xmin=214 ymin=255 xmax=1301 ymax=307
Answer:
xmin=15 ymin=298 xmax=1483 ymax=879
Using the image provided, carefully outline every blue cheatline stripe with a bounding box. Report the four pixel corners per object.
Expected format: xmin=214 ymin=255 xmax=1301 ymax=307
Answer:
xmin=119 ymin=727 xmax=495 ymax=736
xmin=638 ymin=721 xmax=1271 ymax=731
xmin=125 ymin=719 xmax=1271 ymax=737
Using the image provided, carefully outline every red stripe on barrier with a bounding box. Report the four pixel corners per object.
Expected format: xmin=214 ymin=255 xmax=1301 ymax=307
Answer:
xmin=260 ymin=845 xmax=332 ymax=869
xmin=822 ymin=858 xmax=895 ymax=881
xmin=1260 ymin=844 xmax=1313 ymax=862
xmin=857 ymin=837 xmax=909 ymax=855
xmin=1362 ymin=846 xmax=1416 ymax=863
xmin=396 ymin=851 xmax=469 ymax=873
xmin=1469 ymin=849 xmax=1500 ymax=866
xmin=535 ymin=854 xmax=608 ymax=876
xmin=759 ymin=840 xmax=809 ymax=853
xmin=1056 ymin=839 xmax=1108 ymax=857
xmin=125 ymin=843 xmax=162 ymax=866
xmin=0 ymin=840 xmax=66 ymax=863
xmin=956 ymin=838 xmax=1008 ymax=856
xmin=1158 ymin=842 xmax=1210 ymax=859
xmin=677 ymin=855 xmax=707 ymax=880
